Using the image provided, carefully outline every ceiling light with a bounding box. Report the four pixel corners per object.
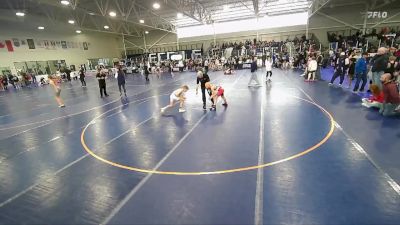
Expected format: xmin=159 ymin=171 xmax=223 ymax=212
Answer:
xmin=76 ymin=30 xmax=82 ymax=33
xmin=139 ymin=19 xmax=144 ymax=23
xmin=223 ymin=5 xmax=229 ymax=11
xmin=145 ymin=31 xmax=149 ymax=34
xmin=177 ymin=13 xmax=183 ymax=18
xmin=109 ymin=11 xmax=117 ymax=17
xmin=38 ymin=26 xmax=45 ymax=30
xmin=68 ymin=20 xmax=75 ymax=24
xmin=60 ymin=0 xmax=70 ymax=5
xmin=16 ymin=12 xmax=25 ymax=17
xmin=152 ymin=3 xmax=160 ymax=9
xmin=104 ymin=25 xmax=109 ymax=29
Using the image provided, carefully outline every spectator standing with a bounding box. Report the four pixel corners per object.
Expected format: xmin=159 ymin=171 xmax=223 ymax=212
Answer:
xmin=96 ymin=67 xmax=108 ymax=98
xmin=329 ymin=52 xmax=349 ymax=86
xmin=144 ymin=62 xmax=150 ymax=82
xmin=385 ymin=56 xmax=398 ymax=79
xmin=347 ymin=57 xmax=356 ymax=88
xmin=248 ymin=57 xmax=261 ymax=87
xmin=116 ymin=66 xmax=127 ymax=97
xmin=370 ymin=47 xmax=388 ymax=90
xmin=65 ymin=67 xmax=72 ymax=83
xmin=353 ymin=52 xmax=368 ymax=92
xmin=306 ymin=56 xmax=318 ymax=81
xmin=316 ymin=52 xmax=323 ymax=80
xmin=79 ymin=69 xmax=86 ymax=87
xmin=265 ymin=58 xmax=273 ymax=82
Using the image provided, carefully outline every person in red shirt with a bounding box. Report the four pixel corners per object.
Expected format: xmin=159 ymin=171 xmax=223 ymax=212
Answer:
xmin=205 ymin=82 xmax=228 ymax=111
xmin=361 ymin=84 xmax=384 ymax=109
xmin=379 ymin=73 xmax=400 ymax=116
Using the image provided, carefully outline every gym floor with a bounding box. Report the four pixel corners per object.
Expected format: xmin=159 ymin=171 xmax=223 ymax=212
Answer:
xmin=0 ymin=68 xmax=399 ymax=225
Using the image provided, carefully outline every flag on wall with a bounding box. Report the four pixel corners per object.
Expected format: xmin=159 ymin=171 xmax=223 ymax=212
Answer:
xmin=12 ymin=38 xmax=20 ymax=47
xmin=27 ymin=39 xmax=35 ymax=49
xmin=83 ymin=42 xmax=88 ymax=50
xmin=44 ymin=40 xmax=50 ymax=49
xmin=0 ymin=40 xmax=14 ymax=52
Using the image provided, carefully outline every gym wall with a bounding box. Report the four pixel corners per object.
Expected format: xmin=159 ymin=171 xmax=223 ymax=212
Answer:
xmin=0 ymin=19 xmax=122 ymax=73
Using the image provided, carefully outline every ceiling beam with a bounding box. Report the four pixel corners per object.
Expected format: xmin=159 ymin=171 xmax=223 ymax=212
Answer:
xmin=373 ymin=0 xmax=398 ymax=10
xmin=239 ymin=1 xmax=255 ymax=14
xmin=252 ymin=0 xmax=259 ymax=16
xmin=316 ymin=11 xmax=359 ymax=30
xmin=168 ymin=0 xmax=213 ymax=24
xmin=29 ymin=0 xmax=176 ymax=34
xmin=308 ymin=0 xmax=331 ymax=18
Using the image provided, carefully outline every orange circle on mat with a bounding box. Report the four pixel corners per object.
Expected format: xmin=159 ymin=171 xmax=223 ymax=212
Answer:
xmin=81 ymin=95 xmax=335 ymax=175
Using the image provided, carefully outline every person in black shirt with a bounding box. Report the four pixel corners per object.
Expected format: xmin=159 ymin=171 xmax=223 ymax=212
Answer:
xmin=144 ymin=62 xmax=150 ymax=82
xmin=248 ymin=57 xmax=261 ymax=87
xmin=96 ymin=66 xmax=108 ymax=97
xmin=116 ymin=66 xmax=127 ymax=97
xmin=347 ymin=57 xmax=356 ymax=88
xmin=79 ymin=69 xmax=86 ymax=87
xmin=65 ymin=68 xmax=72 ymax=82
xmin=196 ymin=70 xmax=210 ymax=110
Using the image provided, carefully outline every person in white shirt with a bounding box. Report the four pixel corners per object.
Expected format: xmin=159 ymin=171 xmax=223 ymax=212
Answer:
xmin=306 ymin=56 xmax=318 ymax=81
xmin=161 ymin=85 xmax=189 ymax=113
xmin=204 ymin=59 xmax=209 ymax=73
xmin=265 ymin=57 xmax=273 ymax=82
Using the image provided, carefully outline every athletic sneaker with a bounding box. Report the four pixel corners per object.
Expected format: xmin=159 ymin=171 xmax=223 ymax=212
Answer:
xmin=222 ymin=103 xmax=228 ymax=107
xmin=59 ymin=105 xmax=65 ymax=108
xmin=338 ymin=84 xmax=342 ymax=87
xmin=328 ymin=83 xmax=333 ymax=86
xmin=179 ymin=108 xmax=186 ymax=113
xmin=361 ymin=102 xmax=370 ymax=108
xmin=203 ymin=104 xmax=206 ymax=110
xmin=161 ymin=108 xmax=165 ymax=113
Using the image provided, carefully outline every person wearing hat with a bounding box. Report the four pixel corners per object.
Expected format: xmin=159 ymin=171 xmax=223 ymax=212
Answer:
xmin=329 ymin=52 xmax=349 ymax=86
xmin=196 ymin=70 xmax=210 ymax=110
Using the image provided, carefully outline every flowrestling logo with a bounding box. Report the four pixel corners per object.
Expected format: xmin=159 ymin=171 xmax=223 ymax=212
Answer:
xmin=367 ymin=11 xmax=388 ymax=19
